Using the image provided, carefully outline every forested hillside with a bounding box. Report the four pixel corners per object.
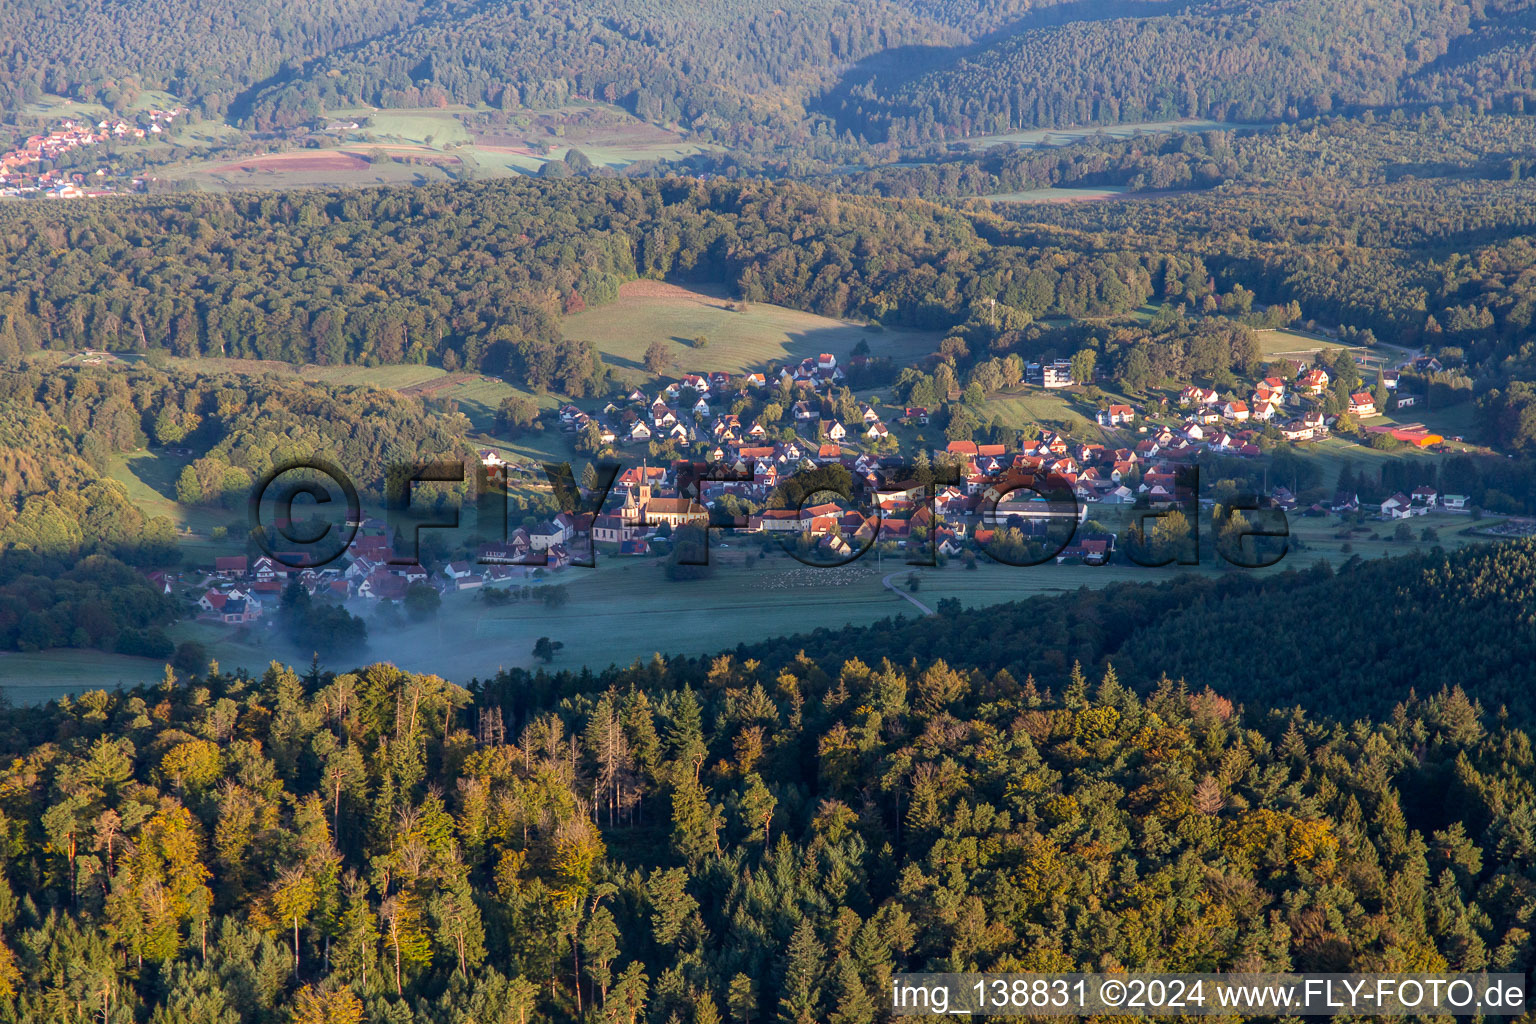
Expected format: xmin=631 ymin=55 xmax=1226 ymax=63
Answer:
xmin=235 ymin=0 xmax=962 ymax=138
xmin=0 ymin=0 xmax=1049 ymax=131
xmin=810 ymin=111 xmax=1536 ymax=200
xmin=1002 ymin=161 xmax=1536 ymax=371
xmin=0 ymin=361 xmax=466 ymax=654
xmin=0 ymin=0 xmax=433 ymax=117
xmin=831 ymin=0 xmax=1536 ymax=143
xmin=0 ymin=626 xmax=1525 ymax=1022
xmin=704 ymin=538 xmax=1536 ymax=726
xmin=9 ymin=0 xmax=1531 ymax=147
xmin=0 ymin=396 xmax=178 ymax=656
xmin=0 ymin=178 xmax=1166 ymax=373
xmin=3 ymin=164 xmax=1535 ymax=383
xmin=1404 ymin=1 xmax=1536 ymax=111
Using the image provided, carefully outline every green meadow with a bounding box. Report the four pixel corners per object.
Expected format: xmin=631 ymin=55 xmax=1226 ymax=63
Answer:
xmin=560 ymin=281 xmax=942 ymax=383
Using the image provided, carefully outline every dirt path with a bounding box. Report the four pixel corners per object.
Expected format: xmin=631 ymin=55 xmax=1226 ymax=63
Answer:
xmin=882 ymin=571 xmax=935 ymax=616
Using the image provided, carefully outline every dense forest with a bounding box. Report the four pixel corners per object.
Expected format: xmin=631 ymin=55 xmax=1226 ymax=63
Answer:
xmin=0 ymin=580 xmax=1527 ymax=1021
xmin=996 ymin=135 xmax=1536 ymax=376
xmin=699 ymin=538 xmax=1536 ymax=727
xmin=790 ymin=111 xmax=1536 ymax=200
xmin=234 ymin=0 xmax=962 ymax=139
xmin=8 ymin=0 xmax=1535 ymax=149
xmin=0 ymin=0 xmax=435 ymax=118
xmin=828 ymin=0 xmax=1536 ymax=143
xmin=3 ymin=156 xmax=1535 ymax=384
xmin=0 ymin=178 xmax=1171 ymax=375
xmin=0 ymin=0 xmax=1057 ymax=134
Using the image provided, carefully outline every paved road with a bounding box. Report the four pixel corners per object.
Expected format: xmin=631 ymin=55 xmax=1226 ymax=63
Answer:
xmin=882 ymin=571 xmax=936 ymax=616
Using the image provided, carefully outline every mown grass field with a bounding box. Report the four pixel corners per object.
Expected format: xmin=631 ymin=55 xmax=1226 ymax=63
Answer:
xmin=164 ymin=153 xmax=453 ymax=192
xmin=0 ymin=649 xmax=172 ymax=704
xmin=957 ymin=118 xmax=1228 ymax=150
xmin=561 ymin=280 xmax=942 ymax=383
xmin=20 ymin=94 xmax=111 ymax=120
xmin=984 ymin=186 xmax=1129 ymax=203
xmin=979 ymin=390 xmax=1111 ymax=439
xmin=107 ymin=449 xmax=240 ymax=559
xmin=1254 ymin=328 xmax=1353 ymax=358
xmin=349 ymin=109 xmax=473 ymax=147
xmin=303 ymin=364 xmax=445 ymax=389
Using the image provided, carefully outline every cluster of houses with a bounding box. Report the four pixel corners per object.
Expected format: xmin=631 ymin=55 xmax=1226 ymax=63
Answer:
xmin=170 ymin=351 xmax=1466 ymax=606
xmin=1166 ymin=362 xmax=1450 ymax=451
xmin=482 ymin=399 xmax=1208 ymax=563
xmin=0 ymin=109 xmax=178 ymax=197
xmin=1318 ymin=484 xmax=1467 ymax=519
xmin=552 ymin=354 xmax=900 ymax=450
xmin=1171 ymin=362 xmax=1394 ymax=446
xmin=1379 ymin=486 xmax=1468 ymax=518
xmin=178 ymin=516 xmax=573 ymax=626
xmin=477 ymin=357 xmax=1366 ymax=566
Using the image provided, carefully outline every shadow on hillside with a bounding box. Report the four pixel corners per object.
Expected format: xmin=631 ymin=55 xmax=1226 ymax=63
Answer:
xmin=812 ymin=0 xmax=1202 ymax=137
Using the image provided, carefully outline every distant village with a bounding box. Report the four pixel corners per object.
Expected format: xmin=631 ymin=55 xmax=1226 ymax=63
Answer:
xmin=171 ymin=350 xmax=1476 ymax=625
xmin=0 ymin=108 xmax=180 ymax=197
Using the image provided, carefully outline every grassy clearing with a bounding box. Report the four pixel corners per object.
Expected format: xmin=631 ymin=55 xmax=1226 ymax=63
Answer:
xmin=984 ymin=187 xmax=1128 ymax=203
xmin=459 ymin=149 xmax=545 ymax=176
xmin=108 ymin=450 xmax=240 ymax=561
xmin=304 ymin=364 xmax=445 ymax=389
xmin=124 ymin=90 xmax=180 ymax=113
xmin=356 ymin=110 xmax=472 ymax=148
xmin=958 ymin=118 xmax=1229 ymax=150
xmin=19 ymin=94 xmax=111 ymax=120
xmin=562 ymin=280 xmax=941 ymax=383
xmin=0 ymin=649 xmax=170 ymax=703
xmin=1254 ymin=328 xmax=1354 ymax=358
xmin=979 ymin=390 xmax=1111 ymax=440
xmin=166 ymin=155 xmax=452 ymax=192
xmin=1301 ymin=433 xmax=1450 ymax=485
xmin=1366 ymin=401 xmax=1481 ymax=446
xmin=109 ymin=450 xmax=226 ymax=529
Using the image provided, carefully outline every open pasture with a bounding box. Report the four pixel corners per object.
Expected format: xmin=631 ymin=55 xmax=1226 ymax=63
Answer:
xmin=561 ymin=280 xmax=941 ymax=381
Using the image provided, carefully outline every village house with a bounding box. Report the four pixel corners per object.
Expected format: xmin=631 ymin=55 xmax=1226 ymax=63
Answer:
xmin=1347 ymin=392 xmax=1379 ymax=417
xmin=214 ymin=556 xmax=248 ymax=579
xmin=1280 ymin=420 xmax=1316 ymax=441
xmin=1096 ymin=404 xmax=1135 ymax=427
xmin=530 ymin=521 xmax=566 ymax=551
xmin=1034 ymin=360 xmax=1074 ymax=388
xmin=1381 ymin=492 xmax=1429 ymax=519
xmin=592 ymin=515 xmax=640 ymax=545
